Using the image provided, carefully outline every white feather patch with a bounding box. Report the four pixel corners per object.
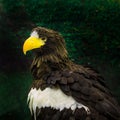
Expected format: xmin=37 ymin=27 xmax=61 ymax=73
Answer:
xmin=31 ymin=31 xmax=39 ymax=38
xmin=27 ymin=87 xmax=90 ymax=120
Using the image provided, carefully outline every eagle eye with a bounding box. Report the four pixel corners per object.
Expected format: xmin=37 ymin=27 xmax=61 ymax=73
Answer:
xmin=41 ymin=37 xmax=47 ymax=42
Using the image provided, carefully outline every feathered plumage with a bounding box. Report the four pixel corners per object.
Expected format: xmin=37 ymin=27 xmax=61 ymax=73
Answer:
xmin=23 ymin=27 xmax=120 ymax=120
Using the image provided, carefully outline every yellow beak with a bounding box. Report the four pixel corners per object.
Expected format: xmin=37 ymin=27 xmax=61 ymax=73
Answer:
xmin=23 ymin=36 xmax=45 ymax=55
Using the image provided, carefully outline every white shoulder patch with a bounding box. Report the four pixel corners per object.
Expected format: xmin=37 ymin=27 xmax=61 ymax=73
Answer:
xmin=27 ymin=87 xmax=90 ymax=120
xmin=31 ymin=31 xmax=39 ymax=38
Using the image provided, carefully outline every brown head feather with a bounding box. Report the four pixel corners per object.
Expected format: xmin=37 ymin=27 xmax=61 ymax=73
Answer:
xmin=30 ymin=27 xmax=74 ymax=79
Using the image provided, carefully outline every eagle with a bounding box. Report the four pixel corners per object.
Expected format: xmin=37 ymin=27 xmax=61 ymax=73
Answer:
xmin=23 ymin=27 xmax=120 ymax=120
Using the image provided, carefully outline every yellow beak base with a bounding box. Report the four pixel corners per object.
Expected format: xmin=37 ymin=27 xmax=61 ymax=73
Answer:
xmin=23 ymin=37 xmax=45 ymax=55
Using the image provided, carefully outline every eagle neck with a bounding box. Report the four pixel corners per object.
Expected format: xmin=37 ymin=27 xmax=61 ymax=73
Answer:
xmin=30 ymin=54 xmax=73 ymax=79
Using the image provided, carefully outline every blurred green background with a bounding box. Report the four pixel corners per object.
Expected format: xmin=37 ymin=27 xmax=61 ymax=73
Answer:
xmin=0 ymin=0 xmax=120 ymax=119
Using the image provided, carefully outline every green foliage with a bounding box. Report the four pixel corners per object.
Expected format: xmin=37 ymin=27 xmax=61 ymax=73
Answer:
xmin=2 ymin=0 xmax=27 ymax=21
xmin=0 ymin=72 xmax=32 ymax=120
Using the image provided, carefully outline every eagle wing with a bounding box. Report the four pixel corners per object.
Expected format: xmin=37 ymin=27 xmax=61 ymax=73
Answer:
xmin=46 ymin=65 xmax=120 ymax=120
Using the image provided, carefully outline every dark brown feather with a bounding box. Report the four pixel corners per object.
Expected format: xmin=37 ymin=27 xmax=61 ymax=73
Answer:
xmin=35 ymin=107 xmax=90 ymax=120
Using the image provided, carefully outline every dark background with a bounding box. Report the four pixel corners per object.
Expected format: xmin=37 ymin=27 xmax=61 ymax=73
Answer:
xmin=0 ymin=0 xmax=120 ymax=119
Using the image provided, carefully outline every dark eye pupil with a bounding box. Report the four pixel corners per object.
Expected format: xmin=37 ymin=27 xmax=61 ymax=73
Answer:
xmin=41 ymin=37 xmax=46 ymax=40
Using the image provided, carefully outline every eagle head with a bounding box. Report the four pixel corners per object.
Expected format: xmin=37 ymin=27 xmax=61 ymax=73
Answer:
xmin=23 ymin=27 xmax=67 ymax=58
